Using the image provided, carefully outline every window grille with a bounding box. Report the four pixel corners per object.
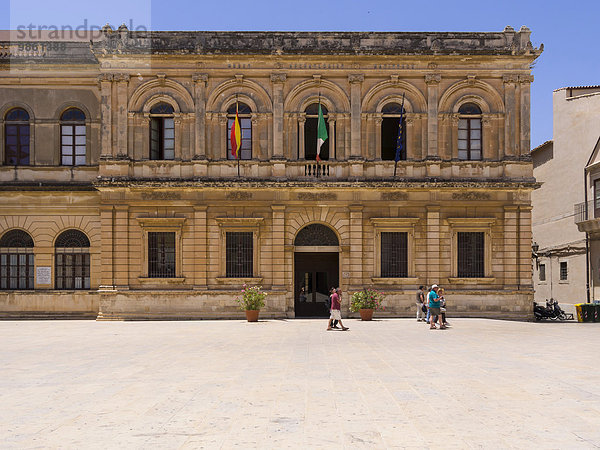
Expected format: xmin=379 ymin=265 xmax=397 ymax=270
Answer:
xmin=226 ymin=232 xmax=253 ymax=277
xmin=148 ymin=232 xmax=176 ymax=278
xmin=294 ymin=224 xmax=339 ymax=246
xmin=381 ymin=232 xmax=408 ymax=277
xmin=560 ymin=261 xmax=568 ymax=281
xmin=0 ymin=230 xmax=35 ymax=290
xmin=55 ymin=229 xmax=91 ymax=289
xmin=457 ymin=232 xmax=484 ymax=278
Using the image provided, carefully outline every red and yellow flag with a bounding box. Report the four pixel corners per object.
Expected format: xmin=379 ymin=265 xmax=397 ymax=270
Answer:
xmin=230 ymin=108 xmax=241 ymax=159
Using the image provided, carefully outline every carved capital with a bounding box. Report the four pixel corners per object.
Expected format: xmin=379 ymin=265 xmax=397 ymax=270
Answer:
xmin=466 ymin=74 xmax=476 ymax=85
xmin=270 ymin=73 xmax=287 ymax=83
xmin=234 ymin=74 xmax=244 ymax=84
xmin=518 ymin=74 xmax=534 ymax=84
xmin=328 ymin=113 xmax=337 ymax=122
xmin=425 ymin=73 xmax=441 ymax=85
xmin=451 ymin=113 xmax=460 ymax=126
xmin=218 ymin=114 xmax=228 ymax=125
xmin=375 ymin=116 xmax=383 ymax=126
xmin=251 ymin=113 xmax=259 ymax=125
xmin=114 ymin=73 xmax=130 ymax=83
xmin=156 ymin=73 xmax=166 ymax=85
xmin=348 ymin=73 xmax=364 ymax=84
xmin=298 ymin=114 xmax=306 ymax=124
xmin=482 ymin=116 xmax=492 ymax=127
xmin=98 ymin=73 xmax=113 ymax=83
xmin=192 ymin=73 xmax=208 ymax=84
xmin=502 ymin=74 xmax=518 ymax=84
xmin=390 ymin=74 xmax=400 ymax=85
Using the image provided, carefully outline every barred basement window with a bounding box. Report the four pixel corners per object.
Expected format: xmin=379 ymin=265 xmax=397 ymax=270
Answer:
xmin=55 ymin=229 xmax=90 ymax=290
xmin=226 ymin=232 xmax=253 ymax=277
xmin=457 ymin=232 xmax=484 ymax=278
xmin=539 ymin=263 xmax=546 ymax=281
xmin=560 ymin=261 xmax=568 ymax=281
xmin=148 ymin=232 xmax=175 ymax=278
xmin=381 ymin=232 xmax=408 ymax=277
xmin=0 ymin=229 xmax=34 ymax=290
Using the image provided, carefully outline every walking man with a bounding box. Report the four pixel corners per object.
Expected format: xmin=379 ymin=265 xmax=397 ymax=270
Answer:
xmin=327 ymin=287 xmax=349 ymax=331
xmin=416 ymin=285 xmax=426 ymax=322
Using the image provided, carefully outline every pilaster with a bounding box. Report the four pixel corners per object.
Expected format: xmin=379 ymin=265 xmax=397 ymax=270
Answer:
xmin=519 ymin=75 xmax=533 ymax=156
xmin=426 ymin=206 xmax=441 ymax=285
xmin=194 ymin=206 xmax=208 ymax=289
xmin=192 ymin=73 xmax=208 ymax=159
xmin=113 ymin=205 xmax=129 ymax=289
xmin=98 ymin=74 xmax=113 ymax=159
xmin=349 ymin=205 xmax=364 ymax=288
xmin=348 ymin=74 xmax=364 ymax=159
xmin=271 ymin=205 xmax=286 ymax=289
xmin=503 ymin=74 xmax=518 ymax=158
xmin=425 ymin=73 xmax=441 ymax=159
xmin=271 ymin=73 xmax=287 ymax=160
xmin=503 ymin=206 xmax=519 ymax=289
xmin=115 ymin=73 xmax=129 ymax=158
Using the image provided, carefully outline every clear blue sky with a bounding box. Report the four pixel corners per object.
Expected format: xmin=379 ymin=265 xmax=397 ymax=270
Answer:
xmin=2 ymin=0 xmax=599 ymax=148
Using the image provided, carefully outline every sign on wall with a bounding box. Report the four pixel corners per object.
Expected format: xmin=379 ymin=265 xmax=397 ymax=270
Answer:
xmin=36 ymin=267 xmax=51 ymax=285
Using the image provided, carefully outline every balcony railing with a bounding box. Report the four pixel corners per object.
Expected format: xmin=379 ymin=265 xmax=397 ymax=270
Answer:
xmin=574 ymin=200 xmax=598 ymax=224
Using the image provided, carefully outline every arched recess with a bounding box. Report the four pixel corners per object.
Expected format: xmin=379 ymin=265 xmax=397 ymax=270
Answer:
xmin=438 ymin=79 xmax=504 ymax=113
xmin=294 ymin=223 xmax=339 ymax=246
xmin=54 ymin=102 xmax=93 ymax=121
xmin=206 ymin=78 xmax=272 ymax=113
xmin=129 ymin=78 xmax=195 ymax=113
xmin=284 ymin=79 xmax=349 ymax=112
xmin=0 ymin=102 xmax=35 ymax=121
xmin=362 ymin=80 xmax=427 ymax=113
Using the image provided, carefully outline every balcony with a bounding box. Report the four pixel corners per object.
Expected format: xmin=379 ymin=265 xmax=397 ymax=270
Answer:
xmin=574 ymin=200 xmax=600 ymax=234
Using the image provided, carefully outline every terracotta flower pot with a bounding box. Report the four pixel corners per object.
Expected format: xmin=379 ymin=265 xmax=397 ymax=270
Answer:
xmin=245 ymin=309 xmax=260 ymax=322
xmin=359 ymin=308 xmax=374 ymax=321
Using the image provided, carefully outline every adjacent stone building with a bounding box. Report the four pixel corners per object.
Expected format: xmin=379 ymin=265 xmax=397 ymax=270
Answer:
xmin=0 ymin=26 xmax=541 ymax=319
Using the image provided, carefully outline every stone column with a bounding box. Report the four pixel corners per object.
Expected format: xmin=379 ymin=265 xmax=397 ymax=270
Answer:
xmin=449 ymin=114 xmax=459 ymax=159
xmin=426 ymin=206 xmax=440 ymax=285
xmin=113 ymin=205 xmax=129 ymax=289
xmin=519 ymin=206 xmax=533 ymax=288
xmin=271 ymin=73 xmax=286 ymax=160
xmin=375 ymin=115 xmax=383 ymax=160
xmin=219 ymin=114 xmax=228 ymax=160
xmin=328 ymin=113 xmax=336 ymax=159
xmin=194 ymin=206 xmax=208 ymax=290
xmin=519 ymin=75 xmax=533 ymax=156
xmin=99 ymin=206 xmax=114 ymax=290
xmin=192 ymin=73 xmax=208 ymax=159
xmin=425 ymin=73 xmax=441 ymax=159
xmin=348 ymin=74 xmax=364 ymax=159
xmin=349 ymin=205 xmax=364 ymax=288
xmin=99 ymin=74 xmax=113 ymax=159
xmin=115 ymin=74 xmax=129 ymax=158
xmin=344 ymin=114 xmax=351 ymax=160
xmin=298 ymin=115 xmax=306 ymax=160
xmin=503 ymin=74 xmax=518 ymax=158
xmin=405 ymin=116 xmax=414 ymax=160
xmin=271 ymin=205 xmax=286 ymax=289
xmin=503 ymin=206 xmax=519 ymax=289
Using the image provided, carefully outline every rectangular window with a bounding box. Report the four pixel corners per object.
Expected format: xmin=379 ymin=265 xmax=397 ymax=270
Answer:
xmin=226 ymin=232 xmax=253 ymax=277
xmin=560 ymin=261 xmax=568 ymax=281
xmin=457 ymin=232 xmax=484 ymax=278
xmin=149 ymin=118 xmax=174 ymax=160
xmin=148 ymin=232 xmax=175 ymax=278
xmin=55 ymin=252 xmax=90 ymax=290
xmin=0 ymin=252 xmax=34 ymax=289
xmin=595 ymin=179 xmax=600 ymax=219
xmin=539 ymin=263 xmax=546 ymax=281
xmin=381 ymin=232 xmax=408 ymax=277
xmin=227 ymin=118 xmax=252 ymax=160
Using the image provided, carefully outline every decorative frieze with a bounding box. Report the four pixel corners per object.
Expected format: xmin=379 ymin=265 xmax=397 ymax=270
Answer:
xmin=451 ymin=192 xmax=491 ymax=201
xmin=381 ymin=192 xmax=408 ymax=201
xmin=297 ymin=192 xmax=337 ymax=201
xmin=225 ymin=191 xmax=252 ymax=200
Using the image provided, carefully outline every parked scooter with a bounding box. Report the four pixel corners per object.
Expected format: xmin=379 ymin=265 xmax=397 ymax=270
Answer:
xmin=533 ymin=298 xmax=571 ymax=321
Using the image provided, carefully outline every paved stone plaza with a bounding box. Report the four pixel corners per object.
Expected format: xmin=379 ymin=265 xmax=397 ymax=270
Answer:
xmin=1 ymin=318 xmax=599 ymax=449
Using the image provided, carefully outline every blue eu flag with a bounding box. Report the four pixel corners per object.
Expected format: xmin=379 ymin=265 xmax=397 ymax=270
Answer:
xmin=395 ymin=94 xmax=405 ymax=163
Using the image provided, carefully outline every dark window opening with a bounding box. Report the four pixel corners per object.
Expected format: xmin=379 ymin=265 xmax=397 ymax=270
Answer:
xmin=560 ymin=261 xmax=568 ymax=281
xmin=61 ymin=108 xmax=86 ymax=166
xmin=148 ymin=232 xmax=175 ymax=278
xmin=381 ymin=232 xmax=408 ymax=277
xmin=539 ymin=263 xmax=546 ymax=281
xmin=303 ymin=104 xmax=331 ymax=160
xmin=55 ymin=230 xmax=91 ymax=290
xmin=226 ymin=232 xmax=253 ymax=278
xmin=458 ymin=103 xmax=482 ymax=161
xmin=227 ymin=102 xmax=252 ymax=160
xmin=382 ymin=118 xmax=406 ymax=161
xmin=5 ymin=108 xmax=30 ymax=166
xmin=457 ymin=232 xmax=484 ymax=278
xmin=149 ymin=102 xmax=175 ymax=160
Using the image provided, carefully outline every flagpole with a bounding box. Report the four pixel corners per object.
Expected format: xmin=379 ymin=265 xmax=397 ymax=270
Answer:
xmin=317 ymin=93 xmax=320 ymax=178
xmin=236 ymin=96 xmax=240 ymax=178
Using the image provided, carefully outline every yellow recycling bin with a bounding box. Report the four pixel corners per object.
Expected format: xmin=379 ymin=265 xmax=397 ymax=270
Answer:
xmin=575 ymin=304 xmax=584 ymax=322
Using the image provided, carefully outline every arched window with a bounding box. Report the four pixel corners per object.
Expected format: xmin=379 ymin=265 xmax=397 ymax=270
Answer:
xmin=458 ymin=103 xmax=482 ymax=160
xmin=0 ymin=229 xmax=34 ymax=289
xmin=55 ymin=229 xmax=90 ymax=290
xmin=227 ymin=102 xmax=252 ymax=160
xmin=294 ymin=224 xmax=339 ymax=246
xmin=381 ymin=102 xmax=406 ymax=161
xmin=303 ymin=103 xmax=331 ymax=160
xmin=149 ymin=102 xmax=175 ymax=160
xmin=4 ymin=108 xmax=30 ymax=165
xmin=60 ymin=108 xmax=86 ymax=166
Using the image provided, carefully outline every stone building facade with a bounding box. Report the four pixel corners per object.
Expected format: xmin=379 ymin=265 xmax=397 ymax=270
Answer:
xmin=0 ymin=27 xmax=541 ymax=319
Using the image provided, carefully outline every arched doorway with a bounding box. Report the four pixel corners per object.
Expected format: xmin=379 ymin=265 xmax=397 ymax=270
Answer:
xmin=294 ymin=224 xmax=339 ymax=317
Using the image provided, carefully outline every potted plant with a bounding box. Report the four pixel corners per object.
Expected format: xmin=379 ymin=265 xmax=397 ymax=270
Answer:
xmin=350 ymin=289 xmax=385 ymax=321
xmin=236 ymin=284 xmax=267 ymax=322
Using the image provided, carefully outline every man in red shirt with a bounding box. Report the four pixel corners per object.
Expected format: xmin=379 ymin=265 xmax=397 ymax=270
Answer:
xmin=327 ymin=288 xmax=349 ymax=331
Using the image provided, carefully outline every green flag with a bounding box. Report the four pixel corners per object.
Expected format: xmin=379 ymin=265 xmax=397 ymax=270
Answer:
xmin=317 ymin=103 xmax=328 ymax=162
